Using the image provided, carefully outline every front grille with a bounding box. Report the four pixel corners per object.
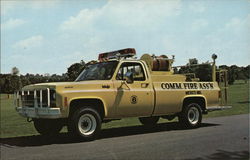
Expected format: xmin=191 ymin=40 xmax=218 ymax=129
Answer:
xmin=23 ymin=91 xmax=35 ymax=107
xmin=15 ymin=88 xmax=56 ymax=108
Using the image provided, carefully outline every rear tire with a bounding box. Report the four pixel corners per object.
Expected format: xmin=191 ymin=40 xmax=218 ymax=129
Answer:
xmin=139 ymin=116 xmax=159 ymax=126
xmin=178 ymin=102 xmax=202 ymax=128
xmin=33 ymin=119 xmax=63 ymax=136
xmin=69 ymin=107 xmax=102 ymax=141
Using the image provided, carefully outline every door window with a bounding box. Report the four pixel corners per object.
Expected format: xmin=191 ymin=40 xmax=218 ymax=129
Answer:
xmin=116 ymin=62 xmax=146 ymax=81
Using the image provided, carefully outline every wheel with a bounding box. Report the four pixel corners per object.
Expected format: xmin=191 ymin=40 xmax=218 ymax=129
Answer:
xmin=178 ymin=103 xmax=202 ymax=128
xmin=139 ymin=116 xmax=159 ymax=126
xmin=69 ymin=108 xmax=102 ymax=140
xmin=33 ymin=119 xmax=63 ymax=136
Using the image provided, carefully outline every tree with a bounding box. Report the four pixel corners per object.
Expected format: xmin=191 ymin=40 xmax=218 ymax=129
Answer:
xmin=20 ymin=75 xmax=30 ymax=87
xmin=188 ymin=58 xmax=198 ymax=65
xmin=0 ymin=74 xmax=6 ymax=93
xmin=228 ymin=65 xmax=237 ymax=85
xmin=67 ymin=61 xmax=85 ymax=81
xmin=11 ymin=67 xmax=20 ymax=75
xmin=218 ymin=65 xmax=250 ymax=84
xmin=0 ymin=74 xmax=22 ymax=94
xmin=10 ymin=75 xmax=22 ymax=93
xmin=195 ymin=64 xmax=212 ymax=81
xmin=243 ymin=65 xmax=250 ymax=79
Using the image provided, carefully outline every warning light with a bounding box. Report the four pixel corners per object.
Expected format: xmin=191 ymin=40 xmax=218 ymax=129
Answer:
xmin=98 ymin=48 xmax=136 ymax=62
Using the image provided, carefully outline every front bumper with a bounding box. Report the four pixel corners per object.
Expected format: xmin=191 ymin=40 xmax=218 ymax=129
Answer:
xmin=16 ymin=106 xmax=62 ymax=119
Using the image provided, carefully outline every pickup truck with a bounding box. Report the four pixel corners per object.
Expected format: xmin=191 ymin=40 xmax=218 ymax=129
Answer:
xmin=15 ymin=48 xmax=230 ymax=140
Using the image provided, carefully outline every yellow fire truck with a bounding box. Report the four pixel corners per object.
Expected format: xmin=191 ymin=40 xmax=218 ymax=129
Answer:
xmin=14 ymin=48 xmax=231 ymax=140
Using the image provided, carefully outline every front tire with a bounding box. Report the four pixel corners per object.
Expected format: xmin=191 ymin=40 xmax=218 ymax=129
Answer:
xmin=33 ymin=119 xmax=63 ymax=136
xmin=69 ymin=108 xmax=102 ymax=140
xmin=178 ymin=103 xmax=202 ymax=128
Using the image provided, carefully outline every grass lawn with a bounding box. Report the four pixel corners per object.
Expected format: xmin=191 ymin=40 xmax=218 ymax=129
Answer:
xmin=0 ymin=80 xmax=249 ymax=138
xmin=204 ymin=80 xmax=249 ymax=117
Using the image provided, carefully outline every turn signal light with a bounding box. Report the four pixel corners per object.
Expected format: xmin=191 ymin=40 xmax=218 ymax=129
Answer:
xmin=64 ymin=97 xmax=68 ymax=107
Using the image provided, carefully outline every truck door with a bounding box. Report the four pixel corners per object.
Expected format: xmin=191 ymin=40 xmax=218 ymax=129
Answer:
xmin=113 ymin=62 xmax=154 ymax=117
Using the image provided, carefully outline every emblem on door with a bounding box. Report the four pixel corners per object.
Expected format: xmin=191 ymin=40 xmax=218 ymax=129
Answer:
xmin=131 ymin=95 xmax=138 ymax=104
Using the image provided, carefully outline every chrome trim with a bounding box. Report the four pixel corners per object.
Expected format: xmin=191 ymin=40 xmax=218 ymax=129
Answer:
xmin=34 ymin=90 xmax=38 ymax=107
xmin=14 ymin=88 xmax=56 ymax=108
xmin=47 ymin=88 xmax=50 ymax=107
xmin=207 ymin=106 xmax=232 ymax=111
xmin=16 ymin=106 xmax=61 ymax=119
xmin=40 ymin=90 xmax=42 ymax=107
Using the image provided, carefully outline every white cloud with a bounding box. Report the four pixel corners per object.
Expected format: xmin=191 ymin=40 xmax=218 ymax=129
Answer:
xmin=189 ymin=1 xmax=205 ymax=13
xmin=62 ymin=51 xmax=83 ymax=65
xmin=1 ymin=18 xmax=26 ymax=30
xmin=225 ymin=17 xmax=242 ymax=30
xmin=27 ymin=0 xmax=60 ymax=9
xmin=1 ymin=0 xmax=59 ymax=15
xmin=191 ymin=19 xmax=208 ymax=30
xmin=57 ymin=0 xmax=183 ymax=65
xmin=60 ymin=8 xmax=102 ymax=31
xmin=225 ymin=14 xmax=250 ymax=32
xmin=203 ymin=14 xmax=250 ymax=66
xmin=105 ymin=0 xmax=181 ymax=27
xmin=60 ymin=0 xmax=181 ymax=31
xmin=13 ymin=35 xmax=44 ymax=50
xmin=0 ymin=1 xmax=15 ymax=15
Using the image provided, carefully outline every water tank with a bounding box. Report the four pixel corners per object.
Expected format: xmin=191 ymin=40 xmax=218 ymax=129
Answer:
xmin=141 ymin=54 xmax=170 ymax=71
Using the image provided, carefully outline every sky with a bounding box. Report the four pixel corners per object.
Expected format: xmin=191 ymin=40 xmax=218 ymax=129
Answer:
xmin=1 ymin=0 xmax=250 ymax=75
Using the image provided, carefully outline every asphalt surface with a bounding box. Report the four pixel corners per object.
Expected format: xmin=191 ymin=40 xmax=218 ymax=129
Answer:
xmin=1 ymin=114 xmax=249 ymax=160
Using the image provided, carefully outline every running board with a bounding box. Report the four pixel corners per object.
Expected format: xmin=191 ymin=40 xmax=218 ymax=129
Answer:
xmin=206 ymin=106 xmax=232 ymax=112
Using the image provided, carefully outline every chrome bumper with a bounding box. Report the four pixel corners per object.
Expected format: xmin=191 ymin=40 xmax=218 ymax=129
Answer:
xmin=207 ymin=106 xmax=232 ymax=112
xmin=16 ymin=106 xmax=62 ymax=119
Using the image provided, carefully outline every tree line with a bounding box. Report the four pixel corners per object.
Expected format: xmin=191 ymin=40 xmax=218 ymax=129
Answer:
xmin=0 ymin=59 xmax=249 ymax=94
xmin=177 ymin=58 xmax=249 ymax=84
xmin=0 ymin=61 xmax=85 ymax=94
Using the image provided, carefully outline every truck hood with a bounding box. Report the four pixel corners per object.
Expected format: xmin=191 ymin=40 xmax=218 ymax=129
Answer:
xmin=22 ymin=81 xmax=113 ymax=91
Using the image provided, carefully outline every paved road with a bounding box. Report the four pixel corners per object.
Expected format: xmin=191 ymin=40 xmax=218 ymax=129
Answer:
xmin=1 ymin=114 xmax=249 ymax=160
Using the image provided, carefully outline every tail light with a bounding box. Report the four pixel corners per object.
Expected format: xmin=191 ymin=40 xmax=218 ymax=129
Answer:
xmin=218 ymin=90 xmax=221 ymax=99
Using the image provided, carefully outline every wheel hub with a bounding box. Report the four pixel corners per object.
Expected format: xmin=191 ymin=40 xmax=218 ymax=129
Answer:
xmin=188 ymin=106 xmax=199 ymax=125
xmin=78 ymin=113 xmax=97 ymax=136
xmin=82 ymin=121 xmax=89 ymax=128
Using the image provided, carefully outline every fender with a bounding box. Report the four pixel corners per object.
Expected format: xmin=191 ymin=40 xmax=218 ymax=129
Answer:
xmin=181 ymin=95 xmax=207 ymax=111
xmin=67 ymin=96 xmax=108 ymax=118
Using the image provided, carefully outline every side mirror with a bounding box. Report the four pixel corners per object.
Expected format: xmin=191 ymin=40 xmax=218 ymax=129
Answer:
xmin=125 ymin=71 xmax=134 ymax=84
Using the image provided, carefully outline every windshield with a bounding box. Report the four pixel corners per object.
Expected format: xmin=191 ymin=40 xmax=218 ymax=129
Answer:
xmin=75 ymin=61 xmax=118 ymax=81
